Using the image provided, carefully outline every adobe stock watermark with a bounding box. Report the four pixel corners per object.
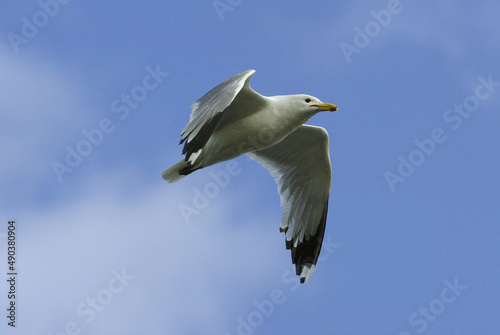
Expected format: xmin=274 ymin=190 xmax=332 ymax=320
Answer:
xmin=385 ymin=74 xmax=499 ymax=192
xmin=52 ymin=64 xmax=169 ymax=183
xmin=223 ymin=236 xmax=340 ymax=335
xmin=178 ymin=161 xmax=243 ymax=224
xmin=178 ymin=121 xmax=293 ymax=224
xmin=48 ymin=267 xmax=135 ymax=335
xmin=398 ymin=277 xmax=467 ymax=335
xmin=213 ymin=0 xmax=243 ymax=21
xmin=339 ymin=0 xmax=404 ymax=64
xmin=6 ymin=0 xmax=72 ymax=54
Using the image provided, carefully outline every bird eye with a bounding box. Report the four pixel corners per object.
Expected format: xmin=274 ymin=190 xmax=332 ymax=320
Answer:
xmin=305 ymin=98 xmax=311 ymax=103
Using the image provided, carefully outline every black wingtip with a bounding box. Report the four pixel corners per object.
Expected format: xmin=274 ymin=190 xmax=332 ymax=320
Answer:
xmin=181 ymin=113 xmax=224 ymax=161
xmin=178 ymin=165 xmax=203 ymax=176
xmin=284 ymin=199 xmax=329 ymax=281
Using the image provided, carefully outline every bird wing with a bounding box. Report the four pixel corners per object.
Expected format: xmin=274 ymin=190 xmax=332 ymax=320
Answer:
xmin=246 ymin=125 xmax=332 ymax=283
xmin=179 ymin=69 xmax=264 ymax=165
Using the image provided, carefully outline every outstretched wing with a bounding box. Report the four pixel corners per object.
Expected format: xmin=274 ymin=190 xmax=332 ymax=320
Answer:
xmin=247 ymin=125 xmax=332 ymax=283
xmin=180 ymin=69 xmax=260 ymax=165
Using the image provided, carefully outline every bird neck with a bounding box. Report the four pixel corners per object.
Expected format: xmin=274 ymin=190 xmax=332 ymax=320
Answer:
xmin=269 ymin=95 xmax=315 ymax=125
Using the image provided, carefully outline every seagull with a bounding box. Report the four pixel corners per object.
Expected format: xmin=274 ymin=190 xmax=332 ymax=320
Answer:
xmin=162 ymin=69 xmax=338 ymax=283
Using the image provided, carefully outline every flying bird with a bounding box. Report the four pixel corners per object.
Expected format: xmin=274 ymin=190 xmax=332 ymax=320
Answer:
xmin=162 ymin=69 xmax=338 ymax=283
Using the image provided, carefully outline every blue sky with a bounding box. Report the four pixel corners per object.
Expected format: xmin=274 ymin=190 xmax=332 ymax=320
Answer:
xmin=1 ymin=1 xmax=499 ymax=334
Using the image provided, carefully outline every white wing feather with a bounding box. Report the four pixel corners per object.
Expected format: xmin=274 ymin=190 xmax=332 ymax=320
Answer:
xmin=181 ymin=69 xmax=255 ymax=144
xmin=247 ymin=125 xmax=332 ymax=282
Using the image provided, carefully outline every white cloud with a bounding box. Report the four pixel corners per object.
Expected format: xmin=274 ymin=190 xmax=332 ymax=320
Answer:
xmin=5 ymin=170 xmax=286 ymax=334
xmin=329 ymin=1 xmax=500 ymax=67
xmin=0 ymin=50 xmax=94 ymax=192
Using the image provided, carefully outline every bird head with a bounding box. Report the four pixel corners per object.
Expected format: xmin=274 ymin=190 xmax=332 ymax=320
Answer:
xmin=289 ymin=94 xmax=337 ymax=114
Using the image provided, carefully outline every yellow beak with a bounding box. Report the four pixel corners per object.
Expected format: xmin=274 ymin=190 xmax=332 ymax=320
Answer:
xmin=310 ymin=103 xmax=337 ymax=112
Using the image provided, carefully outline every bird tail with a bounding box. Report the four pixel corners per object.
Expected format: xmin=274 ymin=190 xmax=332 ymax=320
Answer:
xmin=161 ymin=159 xmax=200 ymax=183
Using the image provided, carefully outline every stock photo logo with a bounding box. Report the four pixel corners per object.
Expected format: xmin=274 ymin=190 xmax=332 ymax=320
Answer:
xmin=52 ymin=64 xmax=169 ymax=183
xmin=339 ymin=0 xmax=404 ymax=64
xmin=213 ymin=0 xmax=243 ymax=21
xmin=178 ymin=121 xmax=300 ymax=224
xmin=48 ymin=268 xmax=135 ymax=335
xmin=6 ymin=0 xmax=73 ymax=54
xmin=398 ymin=277 xmax=467 ymax=335
xmin=223 ymin=236 xmax=340 ymax=335
xmin=178 ymin=161 xmax=242 ymax=224
xmin=385 ymin=74 xmax=499 ymax=192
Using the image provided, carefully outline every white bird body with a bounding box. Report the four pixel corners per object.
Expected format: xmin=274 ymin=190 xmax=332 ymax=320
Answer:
xmin=198 ymin=95 xmax=313 ymax=168
xmin=161 ymin=69 xmax=338 ymax=283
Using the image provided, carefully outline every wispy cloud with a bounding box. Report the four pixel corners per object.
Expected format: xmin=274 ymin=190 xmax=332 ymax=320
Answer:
xmin=10 ymin=169 xmax=286 ymax=334
xmin=0 ymin=51 xmax=92 ymax=199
